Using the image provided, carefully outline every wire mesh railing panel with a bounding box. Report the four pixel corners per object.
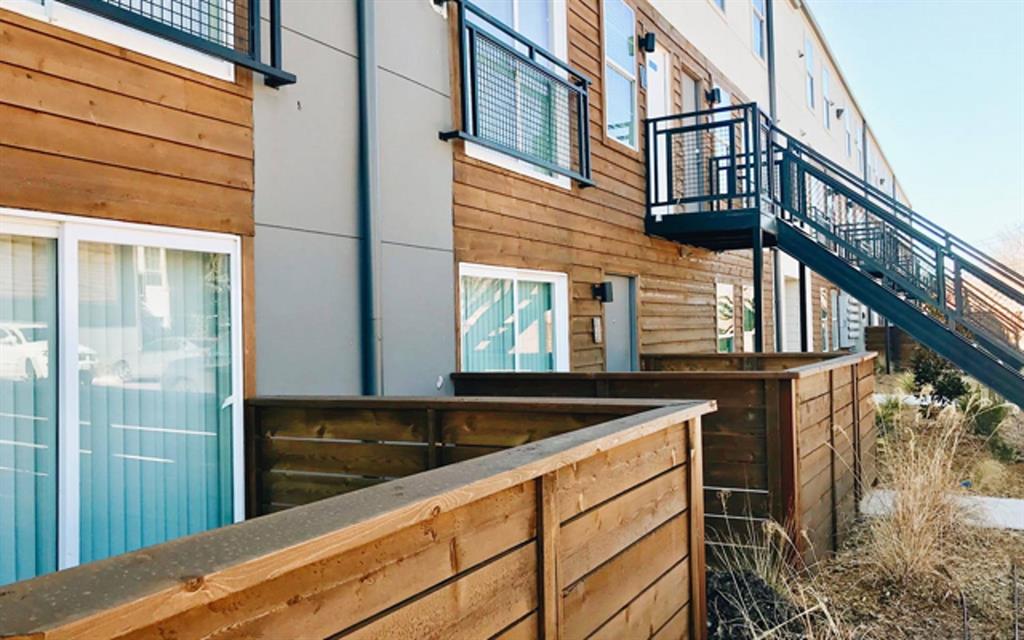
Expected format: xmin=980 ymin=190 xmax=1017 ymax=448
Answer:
xmin=648 ymin=104 xmax=760 ymax=214
xmin=87 ymin=0 xmax=246 ymax=51
xmin=471 ymin=31 xmax=578 ymax=176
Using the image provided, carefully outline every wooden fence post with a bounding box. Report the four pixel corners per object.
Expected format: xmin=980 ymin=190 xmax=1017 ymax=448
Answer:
xmin=538 ymin=472 xmax=561 ymax=638
xmin=778 ymin=379 xmax=802 ymax=561
xmin=688 ymin=417 xmax=708 ymax=640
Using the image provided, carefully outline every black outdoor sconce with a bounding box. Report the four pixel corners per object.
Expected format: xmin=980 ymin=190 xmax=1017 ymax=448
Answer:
xmin=593 ymin=281 xmax=614 ymax=304
xmin=639 ymin=32 xmax=656 ymax=53
xmin=705 ymin=87 xmax=722 ymax=105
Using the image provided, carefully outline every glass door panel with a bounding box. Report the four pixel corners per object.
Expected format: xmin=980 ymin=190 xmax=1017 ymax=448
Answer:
xmin=0 ymin=234 xmax=58 ymax=585
xmin=78 ymin=242 xmax=234 ymax=563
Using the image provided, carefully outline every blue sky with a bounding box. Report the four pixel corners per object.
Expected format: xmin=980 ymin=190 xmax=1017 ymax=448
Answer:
xmin=807 ymin=0 xmax=1024 ymax=246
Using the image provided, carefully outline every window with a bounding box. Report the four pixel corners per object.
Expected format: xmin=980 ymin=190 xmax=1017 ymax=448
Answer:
xmin=844 ymin=109 xmax=852 ymax=157
xmin=804 ymin=36 xmax=815 ymax=110
xmin=819 ymin=288 xmax=830 ymax=351
xmin=459 ymin=264 xmax=569 ymax=372
xmin=822 ymin=67 xmax=831 ymax=130
xmin=716 ymin=283 xmax=735 ymax=353
xmin=713 ymin=0 xmax=726 ymax=11
xmin=604 ymin=0 xmax=637 ymax=148
xmin=855 ymin=125 xmax=864 ymax=173
xmin=461 ymin=0 xmax=579 ymax=188
xmin=751 ymin=0 xmax=766 ymax=60
xmin=0 ymin=210 xmax=242 ymax=586
xmin=741 ymin=285 xmax=756 ymax=352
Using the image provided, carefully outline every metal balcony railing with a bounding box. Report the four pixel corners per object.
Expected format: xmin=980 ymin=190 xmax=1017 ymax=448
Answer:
xmin=441 ymin=0 xmax=593 ymax=186
xmin=62 ymin=0 xmax=295 ymax=86
xmin=645 ymin=102 xmax=1024 ymax=373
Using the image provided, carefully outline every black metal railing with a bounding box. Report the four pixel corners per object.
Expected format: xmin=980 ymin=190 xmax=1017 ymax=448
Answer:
xmin=62 ymin=0 xmax=294 ymax=86
xmin=441 ymin=0 xmax=593 ymax=186
xmin=645 ymin=103 xmax=774 ymax=216
xmin=645 ymin=102 xmax=1024 ymax=367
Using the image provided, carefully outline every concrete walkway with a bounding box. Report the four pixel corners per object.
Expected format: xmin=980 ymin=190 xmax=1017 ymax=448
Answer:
xmin=862 ymin=489 xmax=1024 ymax=531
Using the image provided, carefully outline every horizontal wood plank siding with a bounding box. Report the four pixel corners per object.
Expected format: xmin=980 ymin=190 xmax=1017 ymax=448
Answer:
xmin=0 ymin=9 xmax=253 ymax=235
xmin=450 ymin=0 xmax=775 ymax=370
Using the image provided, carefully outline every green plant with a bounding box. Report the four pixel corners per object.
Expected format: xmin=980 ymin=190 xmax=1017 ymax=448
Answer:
xmin=875 ymin=396 xmax=903 ymax=435
xmin=958 ymin=384 xmax=1018 ymax=461
xmin=909 ymin=348 xmax=968 ymax=408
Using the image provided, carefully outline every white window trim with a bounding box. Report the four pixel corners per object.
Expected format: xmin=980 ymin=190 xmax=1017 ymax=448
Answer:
xmin=465 ymin=0 xmax=571 ymax=190
xmin=708 ymin=0 xmax=726 ymax=17
xmin=822 ymin=67 xmax=831 ymax=130
xmin=459 ymin=262 xmax=570 ymax=372
xmin=0 ymin=0 xmax=235 ymax=81
xmin=603 ymin=0 xmax=638 ymax=151
xmin=0 ymin=207 xmax=244 ymax=570
xmin=804 ymin=36 xmax=815 ymax=111
xmin=750 ymin=0 xmax=766 ymax=60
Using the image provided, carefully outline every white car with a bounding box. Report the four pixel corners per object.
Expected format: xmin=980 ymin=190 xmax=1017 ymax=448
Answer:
xmin=0 ymin=322 xmax=97 ymax=382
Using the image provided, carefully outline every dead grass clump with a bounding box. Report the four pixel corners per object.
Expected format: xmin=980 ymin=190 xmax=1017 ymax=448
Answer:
xmin=862 ymin=406 xmax=978 ymax=586
xmin=707 ymin=508 xmax=857 ymax=639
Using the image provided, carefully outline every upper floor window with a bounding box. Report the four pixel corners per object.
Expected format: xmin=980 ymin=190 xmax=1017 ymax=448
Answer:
xmin=0 ymin=0 xmax=293 ymax=84
xmin=844 ymin=109 xmax=852 ymax=156
xmin=822 ymin=67 xmax=831 ymax=129
xmin=751 ymin=0 xmax=766 ymax=60
xmin=604 ymin=0 xmax=637 ymax=149
xmin=713 ymin=0 xmax=726 ymax=12
xmin=459 ymin=264 xmax=569 ymax=372
xmin=804 ymin=36 xmax=815 ymax=110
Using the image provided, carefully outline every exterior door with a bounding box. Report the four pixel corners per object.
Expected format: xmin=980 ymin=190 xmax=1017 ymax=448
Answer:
xmin=605 ymin=275 xmax=636 ymax=371
xmin=646 ymin=47 xmax=672 ymax=218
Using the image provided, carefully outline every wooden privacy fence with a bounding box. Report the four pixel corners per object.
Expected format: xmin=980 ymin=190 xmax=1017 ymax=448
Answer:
xmin=0 ymin=398 xmax=714 ymax=640
xmin=245 ymin=396 xmax=705 ymax=515
xmin=452 ymin=352 xmax=878 ymax=560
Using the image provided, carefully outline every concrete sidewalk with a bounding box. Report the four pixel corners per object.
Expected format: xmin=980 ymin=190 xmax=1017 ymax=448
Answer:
xmin=862 ymin=489 xmax=1024 ymax=531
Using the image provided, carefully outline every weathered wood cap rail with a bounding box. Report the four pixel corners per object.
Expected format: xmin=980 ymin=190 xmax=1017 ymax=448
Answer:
xmin=0 ymin=398 xmax=715 ymax=640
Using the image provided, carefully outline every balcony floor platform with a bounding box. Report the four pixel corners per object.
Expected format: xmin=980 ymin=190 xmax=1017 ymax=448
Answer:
xmin=645 ymin=209 xmax=778 ymax=251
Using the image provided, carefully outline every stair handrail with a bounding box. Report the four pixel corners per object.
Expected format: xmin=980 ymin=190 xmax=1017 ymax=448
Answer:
xmin=774 ymin=128 xmax=1024 ymax=305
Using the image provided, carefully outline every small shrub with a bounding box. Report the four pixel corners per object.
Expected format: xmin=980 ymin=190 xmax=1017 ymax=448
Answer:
xmin=875 ymin=396 xmax=903 ymax=435
xmin=959 ymin=384 xmax=1018 ymax=461
xmin=909 ymin=348 xmax=968 ymax=408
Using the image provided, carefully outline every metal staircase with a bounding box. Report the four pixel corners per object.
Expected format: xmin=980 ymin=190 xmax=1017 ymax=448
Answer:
xmin=645 ymin=103 xmax=1024 ymax=406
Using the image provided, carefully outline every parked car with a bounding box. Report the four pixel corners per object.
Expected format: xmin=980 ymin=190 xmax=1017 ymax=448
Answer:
xmin=0 ymin=322 xmax=97 ymax=383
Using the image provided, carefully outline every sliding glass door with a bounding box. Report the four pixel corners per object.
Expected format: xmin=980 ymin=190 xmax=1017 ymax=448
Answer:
xmin=0 ymin=211 xmax=242 ymax=585
xmin=0 ymin=231 xmax=58 ymax=585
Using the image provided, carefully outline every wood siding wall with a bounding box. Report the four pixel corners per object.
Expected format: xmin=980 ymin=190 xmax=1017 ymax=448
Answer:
xmin=1 ymin=399 xmax=713 ymax=640
xmin=0 ymin=9 xmax=254 ymax=236
xmin=450 ymin=0 xmax=776 ymax=370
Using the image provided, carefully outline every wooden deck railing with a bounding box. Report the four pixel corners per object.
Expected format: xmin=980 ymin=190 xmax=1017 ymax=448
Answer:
xmin=0 ymin=398 xmax=714 ymax=640
xmin=452 ymin=352 xmax=878 ymax=560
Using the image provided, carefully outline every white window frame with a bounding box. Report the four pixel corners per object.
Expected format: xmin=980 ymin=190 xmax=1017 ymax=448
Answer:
xmin=603 ymin=0 xmax=638 ymax=150
xmin=459 ymin=263 xmax=570 ymax=372
xmin=0 ymin=207 xmax=244 ymax=571
xmin=822 ymin=66 xmax=831 ymax=130
xmin=804 ymin=36 xmax=815 ymax=111
xmin=0 ymin=0 xmax=235 ymax=81
xmin=750 ymin=0 xmax=766 ymax=60
xmin=844 ymin=108 xmax=852 ymax=157
xmin=465 ymin=0 xmax=571 ymax=190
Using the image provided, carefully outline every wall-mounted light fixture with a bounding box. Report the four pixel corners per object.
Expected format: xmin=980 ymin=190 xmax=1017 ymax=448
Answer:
xmin=705 ymin=87 xmax=722 ymax=105
xmin=639 ymin=32 xmax=657 ymax=53
xmin=592 ymin=281 xmax=614 ymax=304
xmin=836 ymin=107 xmax=845 ymax=119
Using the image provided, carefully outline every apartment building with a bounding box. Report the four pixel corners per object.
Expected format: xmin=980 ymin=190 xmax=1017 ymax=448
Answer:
xmin=4 ymin=0 xmax=1020 ymax=594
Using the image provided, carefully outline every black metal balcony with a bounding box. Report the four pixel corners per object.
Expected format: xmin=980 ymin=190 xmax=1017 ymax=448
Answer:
xmin=441 ymin=0 xmax=593 ymax=186
xmin=62 ymin=0 xmax=295 ymax=86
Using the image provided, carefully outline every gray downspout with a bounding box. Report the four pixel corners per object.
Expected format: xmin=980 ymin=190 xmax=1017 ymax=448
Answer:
xmin=357 ymin=0 xmax=383 ymax=395
xmin=767 ymin=0 xmax=785 ymax=351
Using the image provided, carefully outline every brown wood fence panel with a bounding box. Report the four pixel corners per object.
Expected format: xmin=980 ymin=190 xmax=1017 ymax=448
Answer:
xmin=641 ymin=352 xmax=842 ymax=372
xmin=0 ymin=400 xmax=713 ymax=640
xmin=453 ymin=352 xmax=878 ymax=561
